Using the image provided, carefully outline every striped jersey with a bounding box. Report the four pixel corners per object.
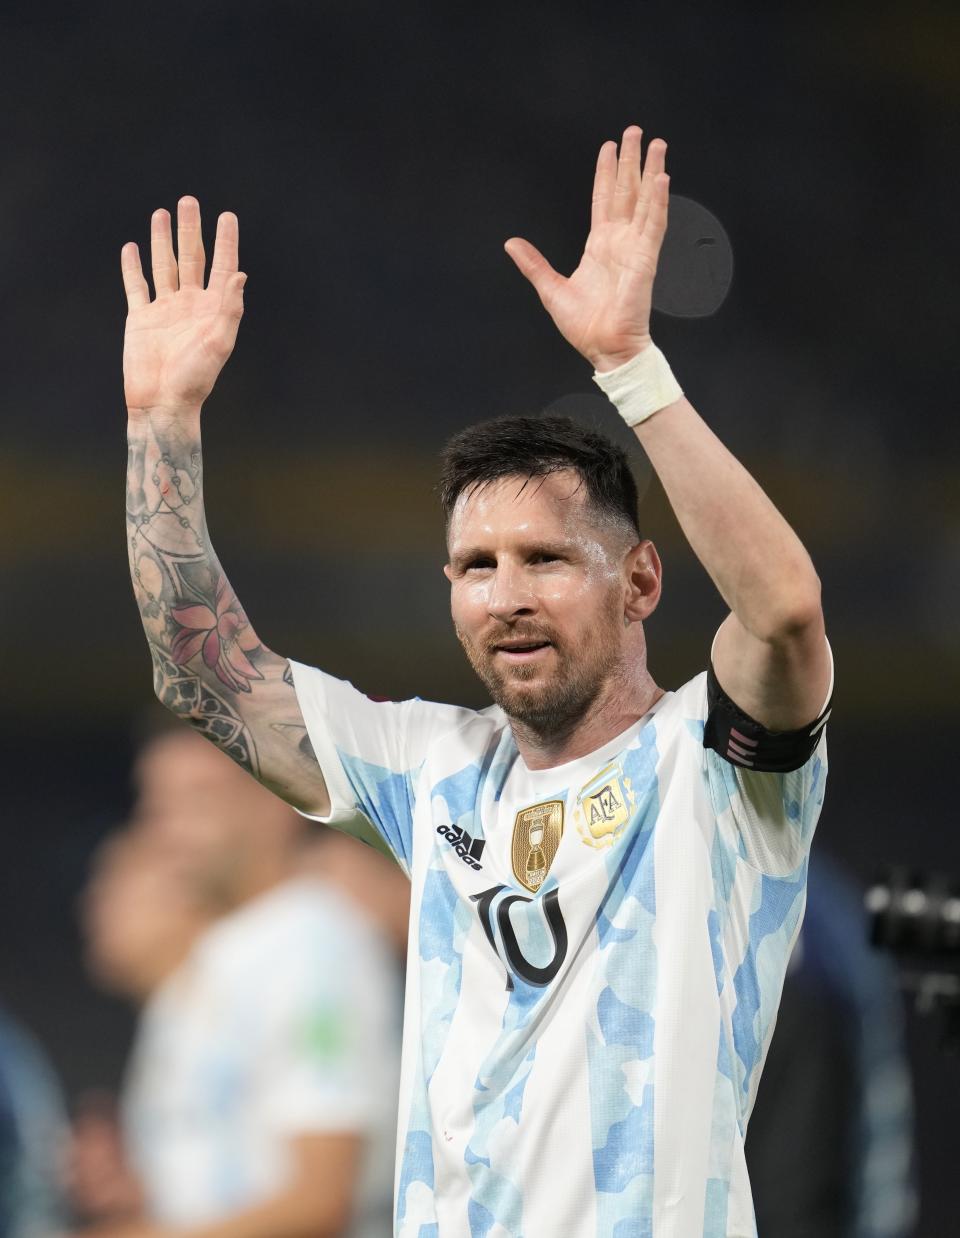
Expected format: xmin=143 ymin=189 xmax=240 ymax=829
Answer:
xmin=291 ymin=661 xmax=829 ymax=1237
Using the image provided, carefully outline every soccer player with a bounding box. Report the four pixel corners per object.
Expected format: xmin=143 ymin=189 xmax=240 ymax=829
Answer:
xmin=121 ymin=127 xmax=833 ymax=1236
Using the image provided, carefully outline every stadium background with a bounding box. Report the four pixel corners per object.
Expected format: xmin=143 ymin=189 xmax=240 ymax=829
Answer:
xmin=0 ymin=1 xmax=957 ymax=1231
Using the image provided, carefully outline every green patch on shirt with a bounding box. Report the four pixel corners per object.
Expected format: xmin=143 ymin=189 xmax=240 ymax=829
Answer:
xmin=300 ymin=1006 xmax=347 ymax=1061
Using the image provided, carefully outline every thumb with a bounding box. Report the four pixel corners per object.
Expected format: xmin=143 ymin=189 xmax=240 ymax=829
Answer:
xmin=207 ymin=272 xmax=246 ymax=359
xmin=504 ymin=237 xmax=564 ymax=304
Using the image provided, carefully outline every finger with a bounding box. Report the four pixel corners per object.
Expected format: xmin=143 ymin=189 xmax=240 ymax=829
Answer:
xmin=120 ymin=242 xmax=150 ymax=310
xmin=176 ymin=196 xmax=206 ymax=289
xmin=640 ymin=173 xmax=670 ymax=262
xmin=205 ymin=271 xmax=246 ymax=359
xmin=150 ymin=209 xmax=178 ymax=298
xmin=634 ymin=138 xmax=667 ymax=232
xmin=590 ymin=141 xmax=618 ymax=230
xmin=504 ymin=238 xmax=564 ymax=305
xmin=611 ymin=125 xmax=643 ymax=222
xmin=208 ymin=212 xmax=239 ymax=295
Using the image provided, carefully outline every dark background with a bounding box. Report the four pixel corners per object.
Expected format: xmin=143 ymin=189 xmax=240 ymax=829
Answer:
xmin=1 ymin=1 xmax=957 ymax=1232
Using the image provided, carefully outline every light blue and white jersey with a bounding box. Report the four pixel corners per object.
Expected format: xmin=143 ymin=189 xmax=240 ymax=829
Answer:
xmin=291 ymin=662 xmax=829 ymax=1238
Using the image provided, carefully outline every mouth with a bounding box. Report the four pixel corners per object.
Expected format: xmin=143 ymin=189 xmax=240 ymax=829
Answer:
xmin=491 ymin=639 xmax=554 ymax=664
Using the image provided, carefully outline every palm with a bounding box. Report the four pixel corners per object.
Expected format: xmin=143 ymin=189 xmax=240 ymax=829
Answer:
xmin=120 ymin=199 xmax=245 ymax=411
xmin=124 ymin=287 xmax=231 ymax=408
xmin=506 ymin=128 xmax=668 ymax=369
xmin=549 ymin=222 xmax=658 ymax=362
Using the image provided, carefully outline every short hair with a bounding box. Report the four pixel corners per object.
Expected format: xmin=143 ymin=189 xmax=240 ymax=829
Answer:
xmin=439 ymin=414 xmax=641 ymax=539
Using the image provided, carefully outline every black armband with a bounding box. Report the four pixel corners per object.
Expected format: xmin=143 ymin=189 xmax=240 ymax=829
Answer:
xmin=703 ymin=664 xmax=832 ymax=774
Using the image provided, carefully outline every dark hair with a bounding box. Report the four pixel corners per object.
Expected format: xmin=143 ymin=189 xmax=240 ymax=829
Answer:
xmin=439 ymin=414 xmax=641 ymax=539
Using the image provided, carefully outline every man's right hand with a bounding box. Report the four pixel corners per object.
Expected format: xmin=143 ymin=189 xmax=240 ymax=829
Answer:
xmin=122 ymin=197 xmax=334 ymax=820
xmin=121 ymin=198 xmax=245 ymax=414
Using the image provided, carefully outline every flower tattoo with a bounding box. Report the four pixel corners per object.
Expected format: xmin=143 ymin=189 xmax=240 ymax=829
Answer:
xmin=170 ymin=575 xmax=263 ymax=693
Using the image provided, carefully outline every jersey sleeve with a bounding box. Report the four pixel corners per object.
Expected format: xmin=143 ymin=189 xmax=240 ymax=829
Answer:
xmin=289 ymin=661 xmax=476 ymax=873
xmin=257 ymin=901 xmax=401 ymax=1138
xmin=701 ymin=644 xmax=833 ymax=876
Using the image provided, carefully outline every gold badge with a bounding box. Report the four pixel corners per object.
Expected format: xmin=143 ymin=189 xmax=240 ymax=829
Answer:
xmin=511 ymin=800 xmax=564 ymax=893
xmin=575 ymin=762 xmax=634 ymax=849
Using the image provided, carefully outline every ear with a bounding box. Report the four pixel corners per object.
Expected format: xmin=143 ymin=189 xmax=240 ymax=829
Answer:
xmin=442 ymin=563 xmax=454 ymax=583
xmin=624 ymin=540 xmax=662 ymax=623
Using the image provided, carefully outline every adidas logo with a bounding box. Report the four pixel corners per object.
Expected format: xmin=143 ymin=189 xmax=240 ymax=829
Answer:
xmin=436 ymin=824 xmax=486 ymax=870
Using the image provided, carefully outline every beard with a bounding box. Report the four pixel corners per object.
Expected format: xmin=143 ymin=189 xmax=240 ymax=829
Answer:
xmin=455 ymin=615 xmax=622 ymax=743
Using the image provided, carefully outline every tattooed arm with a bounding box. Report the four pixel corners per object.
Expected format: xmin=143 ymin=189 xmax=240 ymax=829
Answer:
xmin=122 ymin=198 xmax=331 ymax=816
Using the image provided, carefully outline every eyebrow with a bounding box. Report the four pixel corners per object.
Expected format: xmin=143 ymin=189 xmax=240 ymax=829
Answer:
xmin=448 ymin=539 xmax=576 ymax=571
xmin=448 ymin=547 xmax=492 ymax=571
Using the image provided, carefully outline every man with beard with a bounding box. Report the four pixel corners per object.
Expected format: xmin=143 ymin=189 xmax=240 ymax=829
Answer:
xmin=121 ymin=127 xmax=832 ymax=1236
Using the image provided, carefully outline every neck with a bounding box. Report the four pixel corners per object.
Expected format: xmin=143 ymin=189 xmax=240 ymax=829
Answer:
xmin=509 ymin=664 xmax=664 ymax=770
xmin=227 ymin=852 xmax=297 ymax=908
xmin=133 ymin=921 xmax=210 ymax=999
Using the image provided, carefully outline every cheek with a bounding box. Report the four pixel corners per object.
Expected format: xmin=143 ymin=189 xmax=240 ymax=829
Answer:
xmin=555 ymin=577 xmax=623 ymax=641
xmin=542 ymin=563 xmax=619 ymax=616
xmin=451 ymin=581 xmax=491 ymax=627
xmin=542 ymin=576 xmax=590 ymax=607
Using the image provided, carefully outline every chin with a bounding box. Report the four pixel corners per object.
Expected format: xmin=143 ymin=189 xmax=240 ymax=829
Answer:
xmin=497 ymin=684 xmax=551 ymax=719
xmin=482 ymin=662 xmax=551 ymax=705
xmin=486 ymin=671 xmax=587 ymax=734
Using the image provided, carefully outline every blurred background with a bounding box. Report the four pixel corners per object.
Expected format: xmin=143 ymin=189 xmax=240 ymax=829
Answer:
xmin=0 ymin=0 xmax=957 ymax=1233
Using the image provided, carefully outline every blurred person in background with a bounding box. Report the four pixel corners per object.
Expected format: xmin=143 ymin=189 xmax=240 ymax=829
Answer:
xmin=72 ymin=724 xmax=404 ymax=1238
xmin=0 ymin=1004 xmax=68 ymax=1238
xmin=70 ymin=830 xmax=221 ymax=1230
xmin=746 ymin=852 xmax=916 ymax=1238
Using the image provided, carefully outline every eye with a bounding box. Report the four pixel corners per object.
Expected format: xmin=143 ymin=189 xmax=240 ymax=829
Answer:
xmin=464 ymin=556 xmax=495 ymax=572
xmin=530 ymin=552 xmax=562 ymax=565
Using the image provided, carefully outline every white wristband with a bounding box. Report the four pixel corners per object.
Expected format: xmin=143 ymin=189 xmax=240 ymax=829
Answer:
xmin=592 ymin=344 xmax=683 ymax=427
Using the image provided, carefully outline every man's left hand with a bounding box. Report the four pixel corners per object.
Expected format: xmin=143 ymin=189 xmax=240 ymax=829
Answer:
xmin=505 ymin=126 xmax=669 ymax=372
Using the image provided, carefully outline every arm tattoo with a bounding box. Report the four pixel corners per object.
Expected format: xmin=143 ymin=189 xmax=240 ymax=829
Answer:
xmin=127 ymin=414 xmax=294 ymax=782
xmin=151 ymin=647 xmax=259 ymax=772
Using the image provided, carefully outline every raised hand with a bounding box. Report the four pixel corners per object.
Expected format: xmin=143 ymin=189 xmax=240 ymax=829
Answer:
xmin=121 ymin=198 xmax=246 ymax=413
xmin=505 ymin=126 xmax=668 ymax=372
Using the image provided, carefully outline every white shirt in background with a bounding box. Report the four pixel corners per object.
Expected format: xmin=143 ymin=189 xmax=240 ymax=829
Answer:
xmin=124 ymin=876 xmax=401 ymax=1238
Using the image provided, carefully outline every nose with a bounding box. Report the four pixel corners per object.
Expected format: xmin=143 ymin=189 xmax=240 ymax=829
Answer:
xmin=486 ymin=561 xmax=537 ymax=623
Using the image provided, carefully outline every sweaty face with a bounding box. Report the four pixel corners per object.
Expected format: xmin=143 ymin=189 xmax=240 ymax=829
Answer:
xmin=445 ymin=472 xmax=632 ymax=738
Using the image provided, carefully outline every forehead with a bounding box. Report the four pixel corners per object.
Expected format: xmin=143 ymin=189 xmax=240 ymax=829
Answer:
xmin=447 ymin=470 xmax=594 ymax=546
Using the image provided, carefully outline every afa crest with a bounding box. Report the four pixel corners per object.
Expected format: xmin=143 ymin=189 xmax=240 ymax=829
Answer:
xmin=575 ymin=762 xmax=635 ymax=849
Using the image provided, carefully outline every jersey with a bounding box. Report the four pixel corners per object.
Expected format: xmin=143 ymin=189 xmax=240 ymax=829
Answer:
xmin=291 ymin=660 xmax=830 ymax=1238
xmin=123 ymin=876 xmax=401 ymax=1238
